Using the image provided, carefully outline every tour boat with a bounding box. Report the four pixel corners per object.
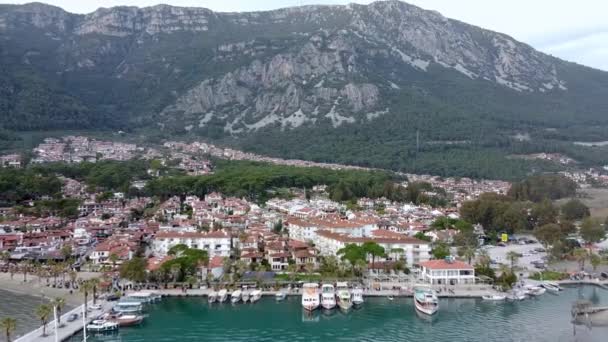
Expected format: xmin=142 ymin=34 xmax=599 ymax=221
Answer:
xmin=218 ymin=289 xmax=228 ymax=303
xmin=275 ymin=292 xmax=287 ymax=301
xmin=105 ymin=313 xmax=144 ymax=327
xmin=320 ymin=284 xmax=337 ymax=310
xmin=86 ymin=320 xmax=119 ymax=332
xmin=301 ymin=283 xmax=320 ymax=311
xmin=414 ymin=288 xmax=439 ymax=315
xmin=482 ymin=294 xmax=507 ymax=301
xmin=250 ymin=290 xmax=262 ymax=303
xmin=231 ymin=289 xmax=242 ymax=304
xmin=352 ymin=288 xmax=364 ymax=307
xmin=242 ymin=290 xmax=250 ymax=303
xmin=113 ymin=301 xmax=144 ymax=314
xmin=336 ymin=282 xmax=352 ymax=311
xmin=208 ymin=291 xmax=218 ymax=303
xmin=126 ymin=291 xmax=162 ymax=303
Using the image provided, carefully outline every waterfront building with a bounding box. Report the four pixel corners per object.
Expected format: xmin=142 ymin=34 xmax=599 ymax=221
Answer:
xmin=152 ymin=230 xmax=232 ymax=257
xmin=419 ymin=259 xmax=475 ymax=285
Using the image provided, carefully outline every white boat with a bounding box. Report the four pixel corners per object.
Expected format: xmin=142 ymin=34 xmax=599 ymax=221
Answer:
xmin=525 ymin=285 xmax=546 ymax=296
xmin=242 ymin=290 xmax=250 ymax=303
xmin=301 ymin=283 xmax=320 ymax=311
xmin=231 ymin=289 xmax=242 ymax=304
xmin=482 ymin=294 xmax=506 ymax=301
xmin=507 ymin=290 xmax=527 ymax=301
xmin=126 ymin=291 xmax=161 ymax=303
xmin=352 ymin=288 xmax=364 ymax=307
xmin=336 ymin=282 xmax=352 ymax=311
xmin=320 ymin=284 xmax=337 ymax=310
xmin=208 ymin=291 xmax=218 ymax=303
xmin=218 ymin=289 xmax=228 ymax=303
xmin=113 ymin=301 xmax=143 ymax=314
xmin=541 ymin=282 xmax=561 ymax=294
xmin=414 ymin=288 xmax=438 ymax=315
xmin=275 ymin=292 xmax=287 ymax=301
xmin=250 ymin=290 xmax=262 ymax=303
xmin=86 ymin=320 xmax=119 ymax=332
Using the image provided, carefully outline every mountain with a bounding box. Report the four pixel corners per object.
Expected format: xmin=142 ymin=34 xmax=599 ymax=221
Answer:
xmin=2 ymin=1 xmax=608 ymax=179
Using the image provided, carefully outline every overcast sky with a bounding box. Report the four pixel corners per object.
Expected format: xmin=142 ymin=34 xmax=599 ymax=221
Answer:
xmin=3 ymin=0 xmax=607 ymax=70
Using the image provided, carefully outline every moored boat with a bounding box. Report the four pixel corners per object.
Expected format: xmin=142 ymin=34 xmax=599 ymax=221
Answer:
xmin=105 ymin=313 xmax=144 ymax=327
xmin=208 ymin=291 xmax=218 ymax=303
xmin=507 ymin=289 xmax=527 ymax=301
xmin=250 ymin=290 xmax=262 ymax=303
xmin=541 ymin=282 xmax=561 ymax=294
xmin=231 ymin=289 xmax=242 ymax=304
xmin=275 ymin=292 xmax=287 ymax=301
xmin=352 ymin=288 xmax=364 ymax=307
xmin=320 ymin=284 xmax=336 ymax=310
xmin=242 ymin=290 xmax=250 ymax=303
xmin=525 ymin=285 xmax=546 ymax=296
xmin=301 ymin=283 xmax=320 ymax=311
xmin=218 ymin=289 xmax=228 ymax=303
xmin=126 ymin=291 xmax=162 ymax=303
xmin=113 ymin=301 xmax=144 ymax=314
xmin=414 ymin=288 xmax=438 ymax=315
xmin=336 ymin=282 xmax=352 ymax=311
xmin=86 ymin=319 xmax=119 ymax=332
xmin=482 ymin=294 xmax=506 ymax=301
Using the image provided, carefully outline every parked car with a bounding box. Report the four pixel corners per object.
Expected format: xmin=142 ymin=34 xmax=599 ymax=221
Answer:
xmin=67 ymin=313 xmax=79 ymax=322
xmin=534 ymin=247 xmax=546 ymax=252
xmin=89 ymin=304 xmax=102 ymax=311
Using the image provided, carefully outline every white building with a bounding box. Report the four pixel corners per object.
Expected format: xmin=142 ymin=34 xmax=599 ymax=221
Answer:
xmin=418 ymin=259 xmax=475 ymax=285
xmin=152 ymin=230 xmax=232 ymax=258
xmin=313 ymin=230 xmax=431 ymax=268
xmin=286 ymin=217 xmax=376 ymax=242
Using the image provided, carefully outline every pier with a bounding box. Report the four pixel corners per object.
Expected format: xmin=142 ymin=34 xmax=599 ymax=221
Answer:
xmin=15 ymin=300 xmax=113 ymax=342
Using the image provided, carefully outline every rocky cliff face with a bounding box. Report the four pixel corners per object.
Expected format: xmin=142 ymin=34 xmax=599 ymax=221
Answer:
xmin=0 ymin=1 xmax=602 ymax=138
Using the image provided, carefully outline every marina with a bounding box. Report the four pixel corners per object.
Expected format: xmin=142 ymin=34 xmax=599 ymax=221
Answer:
xmin=57 ymin=285 xmax=607 ymax=342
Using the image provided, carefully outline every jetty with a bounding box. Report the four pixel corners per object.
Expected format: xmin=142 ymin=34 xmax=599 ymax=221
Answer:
xmin=557 ymin=279 xmax=608 ymax=290
xmin=15 ymin=300 xmax=113 ymax=342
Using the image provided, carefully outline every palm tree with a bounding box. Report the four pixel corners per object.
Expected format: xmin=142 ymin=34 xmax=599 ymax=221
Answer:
xmin=185 ymin=275 xmax=198 ymax=291
xmin=573 ymin=248 xmax=589 ymax=271
xmin=52 ymin=297 xmax=66 ymax=326
xmin=590 ymin=253 xmax=602 ymax=272
xmin=505 ymin=251 xmax=520 ymax=271
xmin=0 ymin=317 xmax=16 ymax=342
xmin=80 ymin=280 xmax=93 ymax=317
xmin=88 ymin=278 xmax=100 ymax=305
xmin=477 ymin=249 xmax=491 ymax=267
xmin=68 ymin=270 xmax=78 ymax=289
xmin=22 ymin=261 xmax=30 ymax=282
xmin=458 ymin=246 xmax=476 ymax=265
xmin=35 ymin=304 xmax=52 ymax=336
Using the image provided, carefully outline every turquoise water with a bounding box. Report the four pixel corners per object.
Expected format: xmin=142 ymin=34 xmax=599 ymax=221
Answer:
xmin=71 ymin=286 xmax=607 ymax=342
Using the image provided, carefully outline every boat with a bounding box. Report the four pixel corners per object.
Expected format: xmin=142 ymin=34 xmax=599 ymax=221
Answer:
xmin=525 ymin=285 xmax=546 ymax=296
xmin=301 ymin=283 xmax=320 ymax=311
xmin=86 ymin=320 xmax=119 ymax=332
xmin=507 ymin=290 xmax=526 ymax=301
xmin=231 ymin=289 xmax=242 ymax=304
xmin=126 ymin=291 xmax=162 ymax=303
xmin=242 ymin=290 xmax=250 ymax=303
xmin=275 ymin=292 xmax=287 ymax=301
xmin=112 ymin=301 xmax=144 ymax=314
xmin=320 ymin=284 xmax=337 ymax=310
xmin=250 ymin=290 xmax=262 ymax=303
xmin=541 ymin=282 xmax=561 ymax=294
xmin=414 ymin=288 xmax=438 ymax=315
xmin=104 ymin=313 xmax=144 ymax=327
xmin=208 ymin=291 xmax=218 ymax=303
xmin=352 ymin=288 xmax=364 ymax=307
xmin=336 ymin=282 xmax=352 ymax=311
xmin=218 ymin=289 xmax=228 ymax=303
xmin=482 ymin=294 xmax=507 ymax=301
xmin=387 ymin=296 xmax=394 ymax=301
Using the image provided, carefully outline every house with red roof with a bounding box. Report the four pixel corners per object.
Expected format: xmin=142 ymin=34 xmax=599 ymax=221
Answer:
xmin=419 ymin=258 xmax=475 ymax=285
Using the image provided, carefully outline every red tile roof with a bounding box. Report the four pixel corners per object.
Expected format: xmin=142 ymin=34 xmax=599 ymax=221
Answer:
xmin=419 ymin=260 xmax=473 ymax=270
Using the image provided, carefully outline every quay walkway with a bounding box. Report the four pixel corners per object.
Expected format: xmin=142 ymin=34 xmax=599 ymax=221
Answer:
xmin=15 ymin=300 xmax=113 ymax=342
xmin=557 ymin=279 xmax=608 ymax=290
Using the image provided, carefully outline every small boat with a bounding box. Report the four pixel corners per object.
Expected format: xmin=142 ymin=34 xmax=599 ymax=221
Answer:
xmin=242 ymin=290 xmax=250 ymax=303
xmin=250 ymin=290 xmax=262 ymax=303
xmin=507 ymin=290 xmax=526 ymax=301
xmin=218 ymin=289 xmax=228 ymax=303
xmin=86 ymin=320 xmax=119 ymax=332
xmin=231 ymin=289 xmax=242 ymax=304
xmin=352 ymin=288 xmax=364 ymax=307
xmin=275 ymin=292 xmax=287 ymax=301
xmin=541 ymin=282 xmax=561 ymax=294
xmin=336 ymin=282 xmax=352 ymax=311
xmin=387 ymin=296 xmax=394 ymax=301
xmin=321 ymin=284 xmax=337 ymax=310
xmin=525 ymin=285 xmax=546 ymax=296
xmin=208 ymin=291 xmax=218 ymax=303
xmin=482 ymin=294 xmax=506 ymax=301
xmin=414 ymin=288 xmax=438 ymax=316
xmin=105 ymin=313 xmax=144 ymax=327
xmin=301 ymin=283 xmax=320 ymax=311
